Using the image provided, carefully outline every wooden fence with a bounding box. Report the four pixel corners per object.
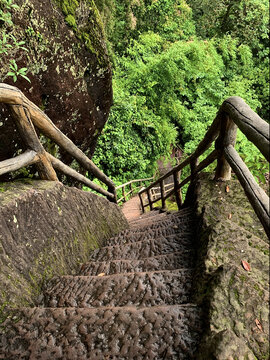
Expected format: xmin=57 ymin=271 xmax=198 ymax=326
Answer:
xmin=138 ymin=96 xmax=270 ymax=237
xmin=115 ymin=177 xmax=154 ymax=204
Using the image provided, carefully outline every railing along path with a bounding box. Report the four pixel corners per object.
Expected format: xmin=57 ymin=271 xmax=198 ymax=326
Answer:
xmin=0 ymin=85 xmax=269 ymax=237
xmin=0 ymin=83 xmax=118 ymax=202
xmin=138 ymin=96 xmax=269 ymax=237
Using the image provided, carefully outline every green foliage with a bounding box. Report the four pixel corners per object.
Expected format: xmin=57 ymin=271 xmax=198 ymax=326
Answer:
xmin=0 ymin=0 xmax=19 ymax=25
xmin=0 ymin=0 xmax=30 ymax=83
xmin=92 ymin=77 xmax=177 ymax=182
xmin=187 ymin=0 xmax=270 ymax=120
xmin=6 ymin=59 xmax=30 ymax=82
xmin=92 ymin=0 xmax=269 ymax=188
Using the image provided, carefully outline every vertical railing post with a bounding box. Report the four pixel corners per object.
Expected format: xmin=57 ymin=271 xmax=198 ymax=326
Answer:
xmin=173 ymin=171 xmax=182 ymax=210
xmin=139 ymin=192 xmax=145 ymax=213
xmin=160 ymin=180 xmax=166 ymax=210
xmin=107 ymin=185 xmax=117 ymax=203
xmin=122 ymin=186 xmax=126 ymax=202
xmin=215 ymin=113 xmax=238 ymax=181
xmin=190 ymin=157 xmax=199 ymax=180
xmin=9 ymin=104 xmax=58 ymax=181
xmin=147 ymin=189 xmax=153 ymax=211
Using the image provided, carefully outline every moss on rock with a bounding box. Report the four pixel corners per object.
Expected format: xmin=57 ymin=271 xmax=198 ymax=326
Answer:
xmin=0 ymin=181 xmax=128 ymax=320
xmin=188 ymin=173 xmax=269 ymax=359
xmin=0 ymin=0 xmax=112 ymax=183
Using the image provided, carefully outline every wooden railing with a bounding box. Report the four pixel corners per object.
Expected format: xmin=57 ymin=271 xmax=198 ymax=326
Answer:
xmin=138 ymin=97 xmax=270 ymax=237
xmin=116 ymin=177 xmax=154 ymax=204
xmin=0 ymin=83 xmax=117 ymax=202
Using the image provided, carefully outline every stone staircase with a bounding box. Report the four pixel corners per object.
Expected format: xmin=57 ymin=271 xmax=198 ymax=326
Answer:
xmin=0 ymin=208 xmax=203 ymax=359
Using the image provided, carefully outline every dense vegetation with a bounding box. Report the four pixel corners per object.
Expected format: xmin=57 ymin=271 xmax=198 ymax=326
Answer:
xmin=93 ymin=0 xmax=269 ymax=185
xmin=0 ymin=0 xmax=269 ymax=186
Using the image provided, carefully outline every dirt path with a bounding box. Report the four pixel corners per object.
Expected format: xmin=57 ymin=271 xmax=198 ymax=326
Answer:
xmin=121 ymin=195 xmax=142 ymax=222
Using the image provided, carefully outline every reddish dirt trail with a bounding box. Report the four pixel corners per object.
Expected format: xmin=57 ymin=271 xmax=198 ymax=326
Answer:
xmin=121 ymin=195 xmax=142 ymax=222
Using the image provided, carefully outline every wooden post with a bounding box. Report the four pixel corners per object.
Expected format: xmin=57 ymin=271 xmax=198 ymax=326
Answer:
xmin=173 ymin=171 xmax=182 ymax=210
xmin=215 ymin=113 xmax=238 ymax=181
xmin=190 ymin=158 xmax=199 ymax=179
xmin=9 ymin=105 xmax=58 ymax=181
xmin=160 ymin=180 xmax=166 ymax=210
xmin=138 ymin=192 xmax=145 ymax=213
xmin=147 ymin=189 xmax=153 ymax=211
xmin=122 ymin=186 xmax=126 ymax=202
xmin=107 ymin=185 xmax=117 ymax=203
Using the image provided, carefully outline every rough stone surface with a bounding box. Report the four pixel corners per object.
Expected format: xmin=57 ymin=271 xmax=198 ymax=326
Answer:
xmin=189 ymin=173 xmax=269 ymax=360
xmin=0 ymin=207 xmax=202 ymax=358
xmin=0 ymin=0 xmax=112 ymax=180
xmin=41 ymin=269 xmax=194 ymax=308
xmin=0 ymin=305 xmax=202 ymax=360
xmin=89 ymin=233 xmax=195 ymax=261
xmin=80 ymin=251 xmax=195 ymax=276
xmin=0 ymin=180 xmax=128 ymax=311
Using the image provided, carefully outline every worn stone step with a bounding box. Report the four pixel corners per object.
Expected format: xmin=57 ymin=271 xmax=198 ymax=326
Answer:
xmin=107 ymin=228 xmax=194 ymax=247
xmin=80 ymin=250 xmax=195 ymax=276
xmin=128 ymin=209 xmax=161 ymax=222
xmin=128 ymin=208 xmax=193 ymax=225
xmin=129 ymin=210 xmax=195 ymax=231
xmin=107 ymin=218 xmax=196 ymax=246
xmin=41 ymin=269 xmax=194 ymax=308
xmin=0 ymin=305 xmax=202 ymax=360
xmin=90 ymin=233 xmax=194 ymax=262
xmin=130 ymin=218 xmax=195 ymax=232
xmin=128 ymin=212 xmax=168 ymax=225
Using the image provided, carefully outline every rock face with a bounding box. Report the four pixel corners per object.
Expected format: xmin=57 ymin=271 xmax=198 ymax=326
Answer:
xmin=0 ymin=0 xmax=112 ymax=176
xmin=0 ymin=180 xmax=128 ymax=311
xmin=187 ymin=173 xmax=269 ymax=360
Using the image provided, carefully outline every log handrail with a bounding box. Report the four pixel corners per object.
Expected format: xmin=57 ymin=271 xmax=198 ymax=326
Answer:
xmin=0 ymin=83 xmax=117 ymax=202
xmin=116 ymin=177 xmax=154 ymax=204
xmin=138 ymin=97 xmax=270 ymax=237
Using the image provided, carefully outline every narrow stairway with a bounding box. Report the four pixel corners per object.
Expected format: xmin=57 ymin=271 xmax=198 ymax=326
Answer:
xmin=0 ymin=208 xmax=202 ymax=359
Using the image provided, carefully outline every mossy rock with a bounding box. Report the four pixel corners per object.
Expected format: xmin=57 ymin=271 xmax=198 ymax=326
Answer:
xmin=190 ymin=173 xmax=269 ymax=359
xmin=0 ymin=0 xmax=112 ymax=183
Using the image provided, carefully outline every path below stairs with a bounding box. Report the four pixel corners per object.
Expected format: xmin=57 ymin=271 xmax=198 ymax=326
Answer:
xmin=121 ymin=195 xmax=142 ymax=222
xmin=0 ymin=207 xmax=202 ymax=359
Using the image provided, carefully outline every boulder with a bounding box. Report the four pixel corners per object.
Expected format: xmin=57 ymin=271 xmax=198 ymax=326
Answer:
xmin=188 ymin=173 xmax=269 ymax=359
xmin=0 ymin=0 xmax=112 ymax=179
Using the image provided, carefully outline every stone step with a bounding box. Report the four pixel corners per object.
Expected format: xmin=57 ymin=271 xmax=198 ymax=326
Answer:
xmin=90 ymin=233 xmax=194 ymax=262
xmin=130 ymin=217 xmax=195 ymax=232
xmin=129 ymin=210 xmax=195 ymax=231
xmin=128 ymin=212 xmax=168 ymax=225
xmin=107 ymin=218 xmax=196 ymax=246
xmin=107 ymin=228 xmax=194 ymax=247
xmin=128 ymin=209 xmax=161 ymax=222
xmin=41 ymin=269 xmax=194 ymax=308
xmin=80 ymin=250 xmax=195 ymax=276
xmin=0 ymin=305 xmax=202 ymax=360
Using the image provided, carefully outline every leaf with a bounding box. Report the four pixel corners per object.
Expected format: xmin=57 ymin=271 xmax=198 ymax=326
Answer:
xmin=255 ymin=318 xmax=263 ymax=332
xmin=20 ymin=74 xmax=31 ymax=83
xmin=225 ymin=185 xmax=230 ymax=193
xmin=97 ymin=273 xmax=105 ymax=277
xmin=241 ymin=260 xmax=251 ymax=271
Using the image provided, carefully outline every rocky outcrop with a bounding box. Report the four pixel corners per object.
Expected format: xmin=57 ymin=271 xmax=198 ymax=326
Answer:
xmin=0 ymin=0 xmax=112 ymax=179
xmin=0 ymin=180 xmax=128 ymax=312
xmin=188 ymin=173 xmax=269 ymax=360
